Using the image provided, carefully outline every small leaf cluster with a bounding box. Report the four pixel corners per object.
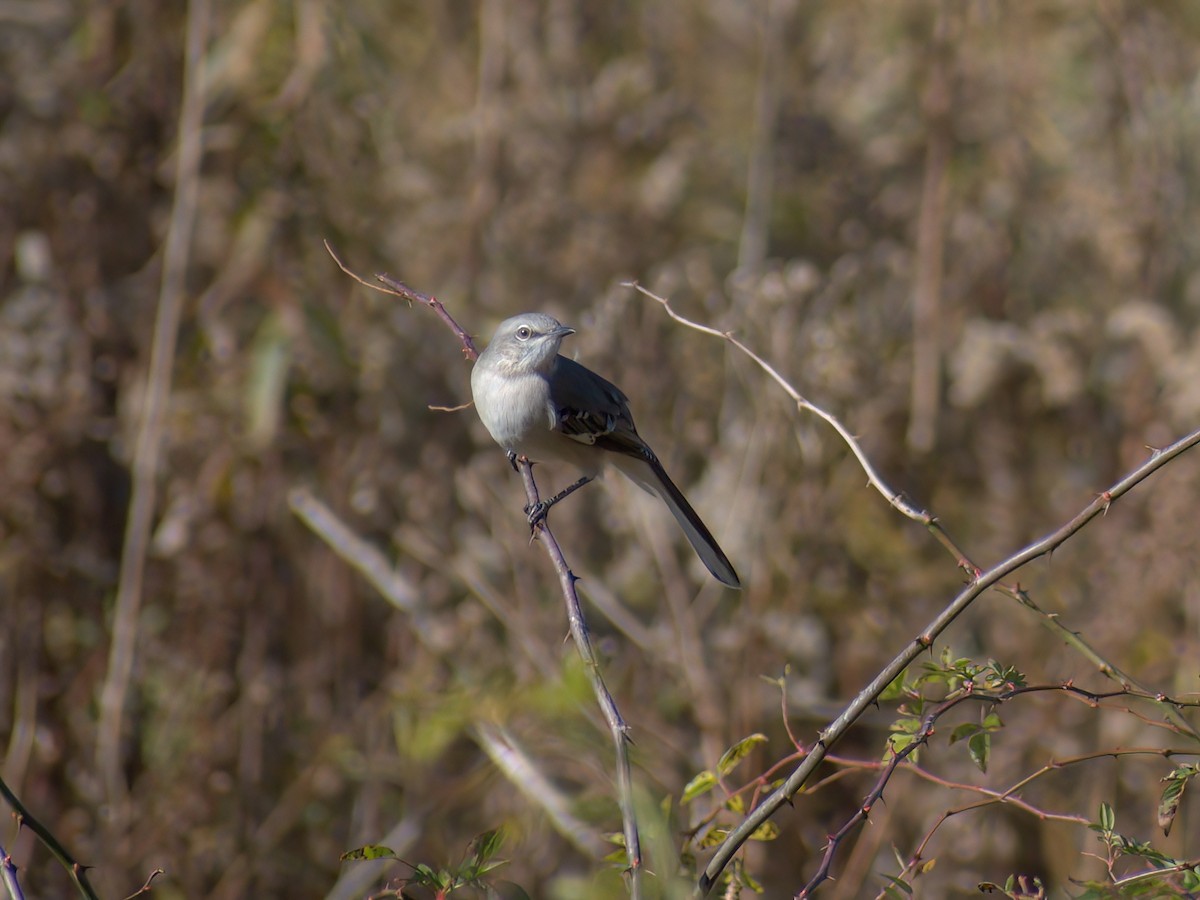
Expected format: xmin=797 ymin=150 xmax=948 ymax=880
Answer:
xmin=1073 ymin=802 xmax=1200 ymax=898
xmin=883 ymin=650 xmax=1025 ymax=770
xmin=678 ymin=733 xmax=779 ymax=895
xmin=342 ymin=830 xmax=526 ymax=899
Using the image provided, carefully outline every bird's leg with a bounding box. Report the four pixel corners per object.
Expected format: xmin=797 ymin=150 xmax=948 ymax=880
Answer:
xmin=506 ymin=450 xmax=521 ymax=472
xmin=525 ymin=475 xmax=594 ymax=527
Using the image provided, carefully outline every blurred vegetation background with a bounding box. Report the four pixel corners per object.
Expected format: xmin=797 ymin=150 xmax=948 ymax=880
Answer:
xmin=2 ymin=1 xmax=1199 ymax=897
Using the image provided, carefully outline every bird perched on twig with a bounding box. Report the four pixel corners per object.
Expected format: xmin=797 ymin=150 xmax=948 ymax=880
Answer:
xmin=470 ymin=312 xmax=740 ymax=589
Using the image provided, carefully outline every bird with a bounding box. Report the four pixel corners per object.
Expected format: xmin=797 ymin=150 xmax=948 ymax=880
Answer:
xmin=470 ymin=312 xmax=740 ymax=588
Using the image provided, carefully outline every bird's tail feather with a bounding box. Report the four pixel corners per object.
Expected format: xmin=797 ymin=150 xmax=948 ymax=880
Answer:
xmin=612 ymin=455 xmax=741 ymax=589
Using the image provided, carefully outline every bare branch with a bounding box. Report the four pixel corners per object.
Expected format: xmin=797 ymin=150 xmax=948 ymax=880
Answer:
xmin=323 ymin=241 xmax=480 ymax=361
xmin=0 ymin=776 xmax=100 ymax=899
xmin=97 ymin=0 xmax=211 ymax=815
xmin=326 ymin=258 xmax=643 ymax=894
xmin=0 ymin=842 xmax=24 ymax=900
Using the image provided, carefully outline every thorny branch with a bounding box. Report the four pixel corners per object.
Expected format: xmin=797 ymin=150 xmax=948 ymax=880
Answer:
xmin=324 ymin=246 xmax=644 ymax=895
xmin=624 ymin=285 xmax=1200 ymax=895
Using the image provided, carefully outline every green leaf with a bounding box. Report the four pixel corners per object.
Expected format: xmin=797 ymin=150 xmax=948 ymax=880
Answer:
xmin=879 ymin=670 xmax=907 ymax=702
xmin=759 ymin=671 xmax=786 ymax=689
xmin=412 ymin=862 xmax=445 ymax=886
xmin=341 ymin=844 xmax=399 ymax=861
xmin=725 ymin=794 xmax=745 ymax=815
xmin=1158 ymin=765 xmax=1198 ymax=837
xmin=472 ymin=858 xmax=508 ymax=879
xmin=949 ymin=723 xmax=978 ymax=745
xmin=461 ymin=838 xmax=510 ymax=883
xmin=468 ymin=830 xmax=504 ymax=865
xmin=748 ymin=821 xmax=780 ymax=841
xmin=889 ymin=716 xmax=922 ymax=736
xmin=681 ymin=770 xmax=718 ymax=804
xmin=1098 ymin=801 xmax=1116 ymax=833
xmin=1181 ymin=867 xmax=1200 ymax=891
xmin=984 ymin=660 xmax=1026 ymax=690
xmin=740 ymin=868 xmax=764 ymax=892
xmin=699 ymin=826 xmax=730 ymax=848
xmin=886 ymin=732 xmax=918 ymax=763
xmin=980 ymin=712 xmax=1004 ymax=731
xmin=968 ymin=732 xmax=990 ymax=773
xmin=879 ymin=874 xmax=914 ymax=896
xmin=1158 ymin=776 xmax=1185 ymax=837
xmin=717 ymin=734 xmax=768 ymax=777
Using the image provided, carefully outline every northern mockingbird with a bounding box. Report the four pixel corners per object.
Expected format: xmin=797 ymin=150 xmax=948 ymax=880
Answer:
xmin=470 ymin=312 xmax=741 ymax=589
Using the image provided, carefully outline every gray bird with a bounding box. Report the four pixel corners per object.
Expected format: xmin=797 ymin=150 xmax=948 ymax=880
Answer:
xmin=470 ymin=312 xmax=741 ymax=589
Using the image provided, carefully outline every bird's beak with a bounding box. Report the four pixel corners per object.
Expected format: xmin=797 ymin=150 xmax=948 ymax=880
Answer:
xmin=553 ymin=325 xmax=576 ymax=338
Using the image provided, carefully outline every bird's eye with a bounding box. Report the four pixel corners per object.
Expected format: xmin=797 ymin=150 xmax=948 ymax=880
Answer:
xmin=515 ymin=326 xmax=532 ymax=341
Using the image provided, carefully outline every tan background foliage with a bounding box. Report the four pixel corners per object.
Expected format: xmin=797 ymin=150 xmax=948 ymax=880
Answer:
xmin=1 ymin=1 xmax=1198 ymax=897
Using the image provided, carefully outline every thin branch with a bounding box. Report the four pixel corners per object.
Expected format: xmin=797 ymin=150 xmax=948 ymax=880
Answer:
xmin=0 ymin=842 xmax=24 ymax=900
xmin=0 ymin=777 xmax=99 ymax=900
xmin=516 ymin=460 xmax=644 ymax=894
xmin=886 ymin=744 xmax=1200 ymax=895
xmin=324 ymin=241 xmax=480 ymax=360
xmin=325 ymin=252 xmax=642 ymax=895
xmin=121 ymin=869 xmax=165 ymax=900
xmin=628 ymin=282 xmax=923 ymax=523
xmin=1113 ymin=858 xmax=1200 ymax=888
xmin=797 ymin=696 xmax=1200 ymax=896
xmin=795 ymin=691 xmax=958 ymax=897
xmin=794 ymin=680 xmax=1199 ymax=896
xmin=96 ymin=0 xmax=211 ymax=809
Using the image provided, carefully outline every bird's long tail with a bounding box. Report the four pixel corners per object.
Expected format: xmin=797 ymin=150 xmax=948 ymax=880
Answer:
xmin=612 ymin=455 xmax=741 ymax=589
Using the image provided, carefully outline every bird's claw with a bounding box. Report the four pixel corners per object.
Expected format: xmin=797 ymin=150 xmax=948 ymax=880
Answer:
xmin=524 ymin=500 xmax=549 ymax=528
xmin=506 ymin=450 xmax=520 ymax=472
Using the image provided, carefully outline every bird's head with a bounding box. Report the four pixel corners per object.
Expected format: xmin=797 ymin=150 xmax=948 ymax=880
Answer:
xmin=485 ymin=312 xmax=575 ymax=373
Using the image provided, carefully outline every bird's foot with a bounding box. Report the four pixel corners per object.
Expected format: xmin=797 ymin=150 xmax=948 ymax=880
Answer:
xmin=524 ymin=500 xmax=550 ymax=529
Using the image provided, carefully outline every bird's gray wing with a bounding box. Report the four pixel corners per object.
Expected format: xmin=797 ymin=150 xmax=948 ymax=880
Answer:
xmin=549 ymin=356 xmax=741 ymax=588
xmin=550 ymin=357 xmax=740 ymax=587
xmin=548 ymin=356 xmax=651 ymax=459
